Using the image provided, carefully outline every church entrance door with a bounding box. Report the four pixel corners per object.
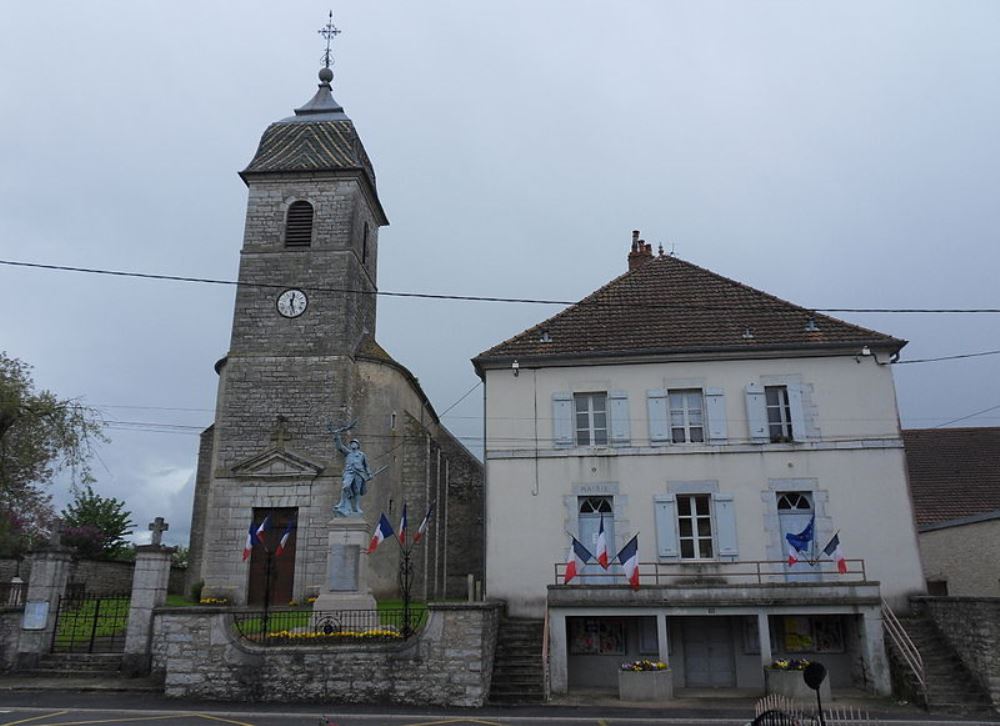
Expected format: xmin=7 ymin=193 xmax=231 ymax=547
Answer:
xmin=248 ymin=507 xmax=297 ymax=606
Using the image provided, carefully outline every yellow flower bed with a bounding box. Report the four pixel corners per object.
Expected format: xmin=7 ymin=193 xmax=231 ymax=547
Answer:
xmin=270 ymin=629 xmax=403 ymax=641
xmin=199 ymin=597 xmax=231 ymax=606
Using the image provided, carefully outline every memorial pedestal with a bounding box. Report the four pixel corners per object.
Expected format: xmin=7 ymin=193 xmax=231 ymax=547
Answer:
xmin=312 ymin=519 xmax=377 ymax=613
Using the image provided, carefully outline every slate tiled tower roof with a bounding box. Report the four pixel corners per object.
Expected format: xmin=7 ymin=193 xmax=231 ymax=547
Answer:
xmin=240 ymin=66 xmax=381 ymax=210
xmin=474 ymin=233 xmax=905 ymax=368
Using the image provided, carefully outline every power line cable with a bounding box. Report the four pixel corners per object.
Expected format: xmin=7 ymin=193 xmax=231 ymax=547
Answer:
xmin=933 ymin=402 xmax=1000 ymax=428
xmin=438 ymin=382 xmax=481 ymax=418
xmin=2 ymin=258 xmax=999 ymax=314
xmin=893 ymin=348 xmax=1000 ymax=365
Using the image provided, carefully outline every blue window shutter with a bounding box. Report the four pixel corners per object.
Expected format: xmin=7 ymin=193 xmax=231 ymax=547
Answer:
xmin=787 ymin=382 xmax=807 ymax=442
xmin=745 ymin=382 xmax=768 ymax=443
xmin=705 ymin=387 xmax=727 ymax=443
xmin=647 ymin=389 xmax=669 ymax=444
xmin=609 ymin=390 xmax=631 ymax=446
xmin=552 ymin=392 xmax=573 ymax=447
xmin=654 ymin=495 xmax=679 ymax=558
xmin=713 ymin=493 xmax=739 ymax=557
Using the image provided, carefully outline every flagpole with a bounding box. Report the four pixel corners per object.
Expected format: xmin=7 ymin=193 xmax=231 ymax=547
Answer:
xmin=262 ymin=545 xmax=273 ymax=641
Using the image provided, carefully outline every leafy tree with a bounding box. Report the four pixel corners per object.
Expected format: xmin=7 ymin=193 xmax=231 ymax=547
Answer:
xmin=171 ymin=545 xmax=189 ymax=568
xmin=0 ymin=351 xmax=106 ymax=554
xmin=60 ymin=484 xmax=135 ymax=560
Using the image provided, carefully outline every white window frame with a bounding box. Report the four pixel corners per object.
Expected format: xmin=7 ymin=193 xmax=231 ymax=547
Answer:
xmin=676 ymin=493 xmax=714 ymax=560
xmin=765 ymin=385 xmax=794 ymax=443
xmin=668 ymin=388 xmax=705 ymax=444
xmin=574 ymin=392 xmax=608 ymax=447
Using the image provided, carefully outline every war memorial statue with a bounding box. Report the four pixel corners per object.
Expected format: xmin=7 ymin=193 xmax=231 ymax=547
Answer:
xmin=328 ymin=420 xmax=384 ymax=517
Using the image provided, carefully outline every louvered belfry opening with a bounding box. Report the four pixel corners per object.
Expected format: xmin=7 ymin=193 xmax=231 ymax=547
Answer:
xmin=284 ymin=201 xmax=314 ymax=247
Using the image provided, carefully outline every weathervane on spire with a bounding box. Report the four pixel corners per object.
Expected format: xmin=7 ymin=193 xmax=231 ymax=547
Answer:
xmin=318 ymin=10 xmax=341 ymax=71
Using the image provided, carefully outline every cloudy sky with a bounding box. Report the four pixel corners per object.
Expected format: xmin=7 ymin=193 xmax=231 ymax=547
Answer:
xmin=2 ymin=1 xmax=998 ymax=548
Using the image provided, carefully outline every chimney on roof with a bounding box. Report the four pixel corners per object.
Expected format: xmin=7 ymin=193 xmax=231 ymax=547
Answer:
xmin=628 ymin=229 xmax=653 ymax=271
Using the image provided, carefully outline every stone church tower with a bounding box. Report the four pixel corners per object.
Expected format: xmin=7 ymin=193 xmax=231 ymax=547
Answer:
xmin=187 ymin=57 xmax=482 ymax=606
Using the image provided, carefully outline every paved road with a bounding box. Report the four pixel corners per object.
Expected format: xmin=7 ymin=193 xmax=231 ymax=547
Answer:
xmin=0 ymin=691 xmax=995 ymax=726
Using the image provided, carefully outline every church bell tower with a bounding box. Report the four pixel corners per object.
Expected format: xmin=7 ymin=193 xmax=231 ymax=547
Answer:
xmin=190 ymin=16 xmax=389 ymax=603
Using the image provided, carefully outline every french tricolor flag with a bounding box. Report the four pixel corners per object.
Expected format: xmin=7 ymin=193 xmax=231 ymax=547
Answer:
xmin=367 ymin=513 xmax=394 ymax=554
xmin=255 ymin=514 xmax=271 ymax=544
xmin=823 ymin=532 xmax=848 ymax=574
xmin=563 ymin=537 xmax=594 ymax=585
xmin=275 ymin=519 xmax=295 ymax=557
xmin=596 ymin=513 xmax=609 ymax=569
xmin=398 ymin=503 xmax=408 ymax=545
xmin=617 ymin=534 xmax=640 ymax=590
xmin=242 ymin=520 xmax=260 ymax=561
xmin=413 ymin=505 xmax=434 ymax=544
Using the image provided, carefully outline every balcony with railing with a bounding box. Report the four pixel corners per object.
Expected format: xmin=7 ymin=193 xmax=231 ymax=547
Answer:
xmin=548 ymin=559 xmax=880 ymax=608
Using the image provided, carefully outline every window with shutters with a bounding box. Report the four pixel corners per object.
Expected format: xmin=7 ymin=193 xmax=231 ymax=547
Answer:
xmin=677 ymin=494 xmax=713 ymax=559
xmin=284 ymin=201 xmax=314 ymax=247
xmin=574 ymin=392 xmax=608 ymax=446
xmin=668 ymin=389 xmax=704 ymax=443
xmin=765 ymin=385 xmax=793 ymax=442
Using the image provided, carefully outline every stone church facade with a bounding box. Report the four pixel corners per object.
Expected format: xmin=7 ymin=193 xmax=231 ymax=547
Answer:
xmin=186 ymin=67 xmax=482 ymax=605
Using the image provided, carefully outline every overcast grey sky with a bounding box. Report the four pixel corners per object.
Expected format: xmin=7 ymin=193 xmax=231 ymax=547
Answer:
xmin=2 ymin=1 xmax=998 ymax=548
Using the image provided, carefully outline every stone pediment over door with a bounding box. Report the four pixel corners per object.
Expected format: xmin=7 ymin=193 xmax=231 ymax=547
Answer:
xmin=231 ymin=448 xmax=325 ymax=480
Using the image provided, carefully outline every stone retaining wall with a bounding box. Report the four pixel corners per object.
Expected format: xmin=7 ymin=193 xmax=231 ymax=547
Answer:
xmin=0 ymin=608 xmax=22 ymax=671
xmin=150 ymin=601 xmax=501 ymax=706
xmin=912 ymin=596 xmax=1000 ymax=708
xmin=1 ymin=558 xmax=187 ymax=596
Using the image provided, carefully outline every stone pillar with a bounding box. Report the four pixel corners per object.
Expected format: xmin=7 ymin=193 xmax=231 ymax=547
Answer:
xmin=657 ymin=613 xmax=670 ymax=665
xmin=312 ymin=519 xmax=377 ymax=612
xmin=860 ymin=605 xmax=891 ymax=695
xmin=549 ymin=611 xmax=569 ymax=694
xmin=122 ymin=545 xmax=174 ymax=676
xmin=16 ymin=545 xmax=73 ymax=669
xmin=757 ymin=610 xmax=773 ymax=667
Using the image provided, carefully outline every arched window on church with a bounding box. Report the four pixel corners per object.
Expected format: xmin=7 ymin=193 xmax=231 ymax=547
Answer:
xmin=284 ymin=201 xmax=314 ymax=247
xmin=362 ymin=222 xmax=369 ymax=264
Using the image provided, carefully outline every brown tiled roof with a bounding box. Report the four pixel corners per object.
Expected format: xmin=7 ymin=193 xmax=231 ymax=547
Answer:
xmin=474 ymin=254 xmax=905 ymax=364
xmin=903 ymin=427 xmax=1000 ymax=527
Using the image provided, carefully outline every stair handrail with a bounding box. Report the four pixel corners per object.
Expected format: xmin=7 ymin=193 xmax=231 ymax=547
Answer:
xmin=881 ymin=598 xmax=926 ymax=699
xmin=541 ymin=606 xmax=550 ymax=701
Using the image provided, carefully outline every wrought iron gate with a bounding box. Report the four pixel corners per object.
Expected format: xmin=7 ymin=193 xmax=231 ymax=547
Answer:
xmin=51 ymin=591 xmax=131 ymax=653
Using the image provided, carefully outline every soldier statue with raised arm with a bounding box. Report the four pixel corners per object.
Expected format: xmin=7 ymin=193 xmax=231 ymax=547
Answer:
xmin=329 ymin=420 xmax=376 ymax=517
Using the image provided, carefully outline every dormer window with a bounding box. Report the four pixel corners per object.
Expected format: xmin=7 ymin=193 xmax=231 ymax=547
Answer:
xmin=284 ymin=201 xmax=314 ymax=247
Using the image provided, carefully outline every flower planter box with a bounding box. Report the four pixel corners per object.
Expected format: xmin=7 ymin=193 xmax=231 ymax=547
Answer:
xmin=764 ymin=667 xmax=831 ymax=701
xmin=618 ymin=669 xmax=673 ymax=701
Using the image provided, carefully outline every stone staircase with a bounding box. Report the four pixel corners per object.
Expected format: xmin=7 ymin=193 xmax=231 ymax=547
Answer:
xmin=894 ymin=614 xmax=996 ymax=716
xmin=24 ymin=653 xmax=124 ymax=679
xmin=489 ymin=617 xmax=545 ymax=704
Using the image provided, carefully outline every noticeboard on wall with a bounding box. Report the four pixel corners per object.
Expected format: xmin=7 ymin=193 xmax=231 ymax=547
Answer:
xmin=569 ymin=618 xmax=626 ymax=655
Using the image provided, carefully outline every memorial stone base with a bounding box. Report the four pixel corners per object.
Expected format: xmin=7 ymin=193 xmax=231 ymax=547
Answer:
xmin=311 ymin=519 xmax=377 ymax=613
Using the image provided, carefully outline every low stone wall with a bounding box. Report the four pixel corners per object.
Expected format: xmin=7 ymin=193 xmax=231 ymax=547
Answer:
xmin=1 ymin=558 xmax=187 ymax=596
xmin=913 ymin=596 xmax=1000 ymax=708
xmin=151 ymin=601 xmax=501 ymax=706
xmin=0 ymin=608 xmax=22 ymax=671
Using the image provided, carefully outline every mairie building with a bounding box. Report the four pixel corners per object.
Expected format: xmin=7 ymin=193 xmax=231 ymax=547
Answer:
xmin=473 ymin=235 xmax=925 ymax=695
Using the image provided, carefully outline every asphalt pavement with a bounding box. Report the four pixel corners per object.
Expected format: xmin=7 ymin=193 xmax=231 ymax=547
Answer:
xmin=0 ymin=679 xmax=996 ymax=726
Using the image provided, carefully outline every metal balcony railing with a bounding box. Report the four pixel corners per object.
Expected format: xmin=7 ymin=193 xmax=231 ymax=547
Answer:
xmin=553 ymin=559 xmax=867 ymax=586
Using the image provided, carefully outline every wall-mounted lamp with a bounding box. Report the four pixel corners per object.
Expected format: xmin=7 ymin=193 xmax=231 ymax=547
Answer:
xmin=512 ymin=360 xmax=520 ymax=377
xmin=855 ymin=345 xmax=873 ymax=364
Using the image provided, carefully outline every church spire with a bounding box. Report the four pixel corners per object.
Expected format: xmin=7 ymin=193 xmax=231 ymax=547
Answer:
xmin=294 ymin=10 xmax=346 ymax=118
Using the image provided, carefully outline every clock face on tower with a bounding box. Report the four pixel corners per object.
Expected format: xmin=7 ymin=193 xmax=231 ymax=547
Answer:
xmin=276 ymin=288 xmax=308 ymax=318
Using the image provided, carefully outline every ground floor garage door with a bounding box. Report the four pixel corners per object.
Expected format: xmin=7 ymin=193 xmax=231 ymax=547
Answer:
xmin=681 ymin=616 xmax=735 ymax=687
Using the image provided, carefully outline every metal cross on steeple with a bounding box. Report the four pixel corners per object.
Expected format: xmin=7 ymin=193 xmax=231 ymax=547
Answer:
xmin=318 ymin=10 xmax=341 ymax=70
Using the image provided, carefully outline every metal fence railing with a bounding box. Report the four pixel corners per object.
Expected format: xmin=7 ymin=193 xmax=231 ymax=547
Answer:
xmin=231 ymin=608 xmax=428 ymax=646
xmin=553 ymin=559 xmax=868 ymax=586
